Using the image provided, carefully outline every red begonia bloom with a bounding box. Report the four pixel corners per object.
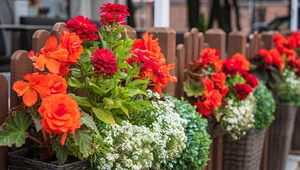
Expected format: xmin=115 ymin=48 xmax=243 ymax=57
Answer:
xmin=202 ymin=78 xmax=214 ymax=92
xmin=233 ymin=83 xmax=252 ymax=100
xmin=194 ymin=100 xmax=212 ymax=116
xmin=239 ymin=71 xmax=259 ymax=88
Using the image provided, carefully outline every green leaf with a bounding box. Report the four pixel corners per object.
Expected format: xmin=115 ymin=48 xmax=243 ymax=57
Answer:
xmin=127 ymin=87 xmax=148 ymax=97
xmin=92 ymin=107 xmax=116 ymax=126
xmin=80 ymin=53 xmax=91 ymax=63
xmin=103 ymin=98 xmax=123 ymax=109
xmin=128 ymin=79 xmax=149 ymax=87
xmin=67 ymin=77 xmax=83 ymax=88
xmin=52 ymin=139 xmax=68 ymax=165
xmin=27 ymin=105 xmax=42 ymax=132
xmin=183 ymin=79 xmax=205 ymax=97
xmin=74 ymin=129 xmax=94 ymax=158
xmin=120 ymin=106 xmax=129 ymax=118
xmin=70 ymin=94 xmax=92 ymax=107
xmin=80 ymin=112 xmax=100 ymax=135
xmin=0 ymin=111 xmax=32 ymax=147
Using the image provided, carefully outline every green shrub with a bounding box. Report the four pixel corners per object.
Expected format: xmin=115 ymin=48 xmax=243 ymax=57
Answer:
xmin=253 ymin=82 xmax=275 ymax=130
xmin=164 ymin=96 xmax=211 ymax=170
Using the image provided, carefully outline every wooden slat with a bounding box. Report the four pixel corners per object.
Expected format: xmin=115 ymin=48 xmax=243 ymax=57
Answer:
xmin=175 ymin=44 xmax=185 ymax=98
xmin=198 ymin=32 xmax=205 ymax=54
xmin=149 ymin=27 xmax=176 ymax=95
xmin=10 ymin=51 xmax=32 ymax=108
xmin=121 ymin=25 xmax=137 ymax=40
xmin=227 ymin=32 xmax=247 ymax=57
xmin=184 ymin=32 xmax=193 ymax=63
xmin=260 ymin=129 xmax=269 ymax=170
xmin=0 ymin=74 xmax=8 ymax=170
xmin=32 ymin=30 xmax=51 ymax=52
xmin=191 ymin=28 xmax=199 ymax=60
xmin=249 ymin=32 xmax=261 ymax=58
xmin=261 ymin=31 xmax=276 ymax=50
xmin=52 ymin=22 xmax=68 ymax=42
xmin=213 ymin=137 xmax=223 ymax=170
xmin=205 ymin=29 xmax=226 ymax=58
xmin=246 ymin=43 xmax=250 ymax=59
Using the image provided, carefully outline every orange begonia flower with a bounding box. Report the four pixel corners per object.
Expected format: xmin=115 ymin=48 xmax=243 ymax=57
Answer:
xmin=13 ymin=73 xmax=49 ymax=106
xmin=231 ymin=53 xmax=250 ymax=71
xmin=13 ymin=73 xmax=68 ymax=107
xmin=59 ymin=31 xmax=83 ymax=65
xmin=32 ymin=36 xmax=68 ymax=74
xmin=38 ymin=94 xmax=81 ymax=146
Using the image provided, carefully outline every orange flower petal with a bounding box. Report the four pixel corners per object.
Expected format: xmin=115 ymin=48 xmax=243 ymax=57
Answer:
xmin=60 ymin=132 xmax=68 ymax=146
xmin=49 ymin=49 xmax=69 ymax=62
xmin=33 ymin=55 xmax=46 ymax=71
xmin=46 ymin=58 xmax=61 ymax=74
xmin=45 ymin=35 xmax=58 ymax=52
xmin=13 ymin=81 xmax=30 ymax=96
xmin=23 ymin=88 xmax=38 ymax=107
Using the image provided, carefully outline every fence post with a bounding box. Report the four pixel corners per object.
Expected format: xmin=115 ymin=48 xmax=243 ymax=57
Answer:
xmin=52 ymin=22 xmax=68 ymax=42
xmin=198 ymin=32 xmax=205 ymax=54
xmin=205 ymin=29 xmax=226 ymax=58
xmin=191 ymin=28 xmax=199 ymax=60
xmin=32 ymin=30 xmax=51 ymax=52
xmin=149 ymin=27 xmax=176 ymax=95
xmin=175 ymin=44 xmax=185 ymax=98
xmin=0 ymin=75 xmax=8 ymax=170
xmin=227 ymin=32 xmax=247 ymax=57
xmin=184 ymin=32 xmax=193 ymax=63
xmin=261 ymin=31 xmax=276 ymax=50
xmin=122 ymin=25 xmax=137 ymax=40
xmin=248 ymin=32 xmax=261 ymax=58
xmin=10 ymin=51 xmax=32 ymax=108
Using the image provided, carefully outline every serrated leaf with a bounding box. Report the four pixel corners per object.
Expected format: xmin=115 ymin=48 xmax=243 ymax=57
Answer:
xmin=92 ymin=107 xmax=116 ymax=126
xmin=70 ymin=94 xmax=92 ymax=107
xmin=0 ymin=111 xmax=32 ymax=147
xmin=27 ymin=105 xmax=42 ymax=132
xmin=74 ymin=129 xmax=94 ymax=158
xmin=183 ymin=79 xmax=205 ymax=97
xmin=52 ymin=139 xmax=68 ymax=165
xmin=80 ymin=112 xmax=99 ymax=135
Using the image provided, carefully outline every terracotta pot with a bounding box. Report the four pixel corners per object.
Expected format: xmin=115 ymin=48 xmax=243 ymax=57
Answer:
xmin=8 ymin=147 xmax=90 ymax=170
xmin=222 ymin=129 xmax=266 ymax=170
xmin=267 ymin=103 xmax=297 ymax=170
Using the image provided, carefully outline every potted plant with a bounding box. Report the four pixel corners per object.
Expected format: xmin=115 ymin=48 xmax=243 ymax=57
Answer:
xmin=183 ymin=48 xmax=265 ymax=170
xmin=1 ymin=3 xmax=196 ymax=170
xmin=250 ymin=34 xmax=300 ymax=170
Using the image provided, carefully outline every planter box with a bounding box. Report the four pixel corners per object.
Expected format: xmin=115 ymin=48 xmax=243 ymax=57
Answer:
xmin=291 ymin=107 xmax=300 ymax=154
xmin=267 ymin=103 xmax=297 ymax=170
xmin=8 ymin=148 xmax=90 ymax=170
xmin=222 ymin=129 xmax=265 ymax=170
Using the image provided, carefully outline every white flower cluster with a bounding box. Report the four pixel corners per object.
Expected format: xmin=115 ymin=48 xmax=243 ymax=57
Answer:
xmin=219 ymin=94 xmax=255 ymax=140
xmin=282 ymin=69 xmax=300 ymax=91
xmin=92 ymin=90 xmax=187 ymax=170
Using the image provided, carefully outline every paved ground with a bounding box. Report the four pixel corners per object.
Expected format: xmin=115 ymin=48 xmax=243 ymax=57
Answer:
xmin=287 ymin=154 xmax=300 ymax=170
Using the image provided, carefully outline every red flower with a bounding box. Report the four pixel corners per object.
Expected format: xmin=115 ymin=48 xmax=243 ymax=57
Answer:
xmin=59 ymin=31 xmax=83 ymax=65
xmin=99 ymin=3 xmax=129 ymax=26
xmin=202 ymin=78 xmax=214 ymax=92
xmin=220 ymin=86 xmax=229 ymax=96
xmin=233 ymin=83 xmax=252 ymax=100
xmin=199 ymin=48 xmax=220 ymax=65
xmin=231 ymin=53 xmax=250 ymax=71
xmin=194 ymin=100 xmax=212 ymax=116
xmin=222 ymin=59 xmax=240 ymax=76
xmin=91 ymin=49 xmax=118 ymax=75
xmin=213 ymin=59 xmax=223 ymax=72
xmin=240 ymin=71 xmax=258 ymax=88
xmin=288 ymin=36 xmax=297 ymax=49
xmin=269 ymin=48 xmax=284 ymax=71
xmin=282 ymin=47 xmax=296 ymax=61
xmin=204 ymin=90 xmax=223 ymax=108
xmin=212 ymin=72 xmax=226 ymax=88
xmin=273 ymin=34 xmax=288 ymax=48
xmin=65 ymin=15 xmax=98 ymax=41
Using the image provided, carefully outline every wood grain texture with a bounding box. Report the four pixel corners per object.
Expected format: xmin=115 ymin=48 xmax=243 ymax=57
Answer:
xmin=10 ymin=50 xmax=32 ymax=108
xmin=184 ymin=32 xmax=193 ymax=64
xmin=228 ymin=32 xmax=246 ymax=57
xmin=32 ymin=30 xmax=51 ymax=52
xmin=0 ymin=74 xmax=8 ymax=170
xmin=52 ymin=22 xmax=68 ymax=42
xmin=191 ymin=28 xmax=199 ymax=60
xmin=205 ymin=29 xmax=226 ymax=58
xmin=261 ymin=31 xmax=276 ymax=50
xmin=175 ymin=44 xmax=185 ymax=98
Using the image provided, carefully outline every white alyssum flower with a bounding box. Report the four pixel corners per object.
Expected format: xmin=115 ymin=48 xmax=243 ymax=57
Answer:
xmin=92 ymin=90 xmax=187 ymax=170
xmin=219 ymin=94 xmax=256 ymax=140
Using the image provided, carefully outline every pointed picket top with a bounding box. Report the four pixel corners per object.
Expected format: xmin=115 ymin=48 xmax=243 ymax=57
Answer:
xmin=191 ymin=28 xmax=199 ymax=60
xmin=52 ymin=22 xmax=68 ymax=42
xmin=121 ymin=25 xmax=136 ymax=40
xmin=228 ymin=31 xmax=247 ymax=57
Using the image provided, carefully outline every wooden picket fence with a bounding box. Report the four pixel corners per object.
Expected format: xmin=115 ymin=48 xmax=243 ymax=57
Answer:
xmin=0 ymin=22 xmax=287 ymax=170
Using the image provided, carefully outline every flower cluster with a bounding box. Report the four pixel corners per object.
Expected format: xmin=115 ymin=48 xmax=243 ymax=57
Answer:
xmin=219 ymin=94 xmax=255 ymax=140
xmin=99 ymin=2 xmax=130 ymax=26
xmin=127 ymin=31 xmax=177 ymax=95
xmin=184 ymin=48 xmax=258 ymax=139
xmin=92 ymin=91 xmax=187 ymax=170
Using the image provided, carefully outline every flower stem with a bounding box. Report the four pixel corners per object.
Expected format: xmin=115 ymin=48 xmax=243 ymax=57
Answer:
xmin=41 ymin=129 xmax=48 ymax=145
xmin=28 ymin=135 xmax=44 ymax=146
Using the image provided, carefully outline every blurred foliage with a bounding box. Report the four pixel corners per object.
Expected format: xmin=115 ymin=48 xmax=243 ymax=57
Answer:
xmin=163 ymin=95 xmax=211 ymax=170
xmin=253 ymin=82 xmax=275 ymax=130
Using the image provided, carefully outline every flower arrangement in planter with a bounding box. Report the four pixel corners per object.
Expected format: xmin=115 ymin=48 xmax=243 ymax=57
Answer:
xmin=249 ymin=32 xmax=300 ymax=170
xmin=184 ymin=48 xmax=258 ymax=140
xmin=0 ymin=3 xmax=212 ymax=170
